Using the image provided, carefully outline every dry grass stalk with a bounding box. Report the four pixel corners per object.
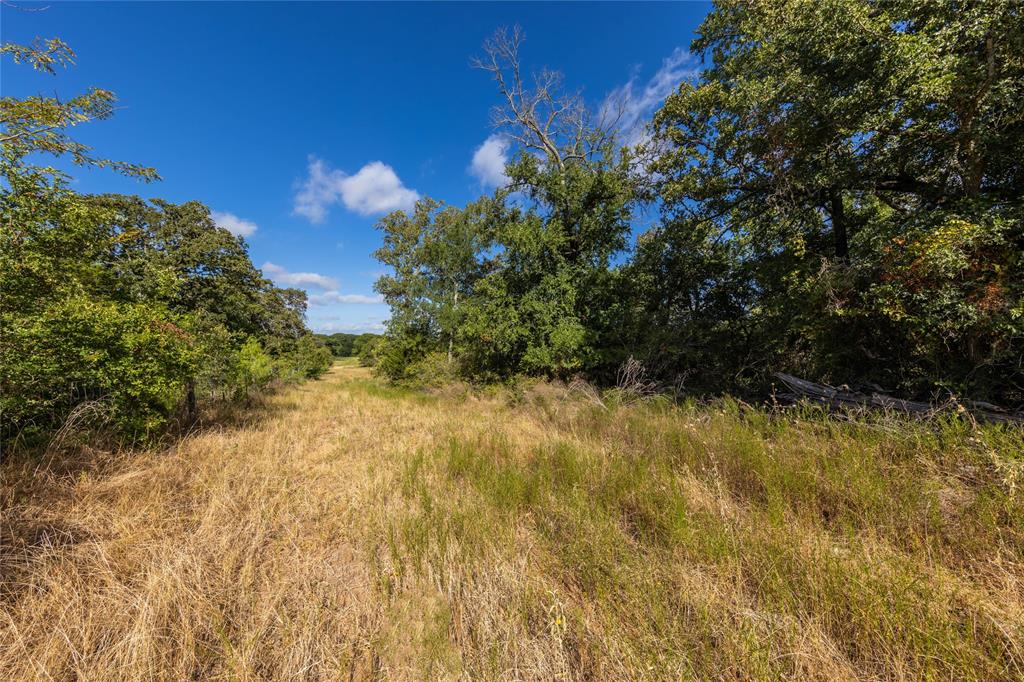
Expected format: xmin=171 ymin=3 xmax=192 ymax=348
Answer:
xmin=2 ymin=365 xmax=1021 ymax=680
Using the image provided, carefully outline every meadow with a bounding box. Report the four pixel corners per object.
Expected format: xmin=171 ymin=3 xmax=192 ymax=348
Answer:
xmin=2 ymin=363 xmax=1021 ymax=680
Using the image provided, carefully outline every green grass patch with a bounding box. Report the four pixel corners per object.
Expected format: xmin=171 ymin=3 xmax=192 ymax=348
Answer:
xmin=358 ymin=374 xmax=1023 ymax=679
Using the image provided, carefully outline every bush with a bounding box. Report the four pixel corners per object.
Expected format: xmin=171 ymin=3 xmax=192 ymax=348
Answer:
xmin=0 ymin=297 xmax=198 ymax=443
xmin=405 ymin=351 xmax=460 ymax=389
xmin=298 ymin=335 xmax=333 ymax=379
xmin=234 ymin=337 xmax=275 ymax=397
xmin=358 ymin=335 xmax=383 ymax=368
xmin=274 ymin=335 xmax=332 ymax=383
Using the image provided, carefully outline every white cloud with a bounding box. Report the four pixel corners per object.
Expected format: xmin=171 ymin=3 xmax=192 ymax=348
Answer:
xmin=601 ymin=48 xmax=697 ymax=147
xmin=262 ymin=263 xmax=381 ymax=304
xmin=211 ymin=210 xmax=258 ymax=237
xmin=311 ymin=319 xmax=387 ymax=334
xmin=340 ymin=162 xmax=420 ymax=215
xmin=293 ymin=156 xmax=419 ymax=223
xmin=308 ymin=291 xmax=384 ymax=306
xmin=468 ymin=134 xmax=510 ymax=188
xmin=261 ymin=262 xmax=339 ymax=290
xmin=292 ymin=158 xmax=336 ymax=223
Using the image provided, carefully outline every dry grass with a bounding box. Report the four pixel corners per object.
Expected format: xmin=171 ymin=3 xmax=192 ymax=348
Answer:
xmin=1 ymin=364 xmax=1022 ymax=680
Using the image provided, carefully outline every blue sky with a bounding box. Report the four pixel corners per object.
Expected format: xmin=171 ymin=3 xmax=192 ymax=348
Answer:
xmin=2 ymin=1 xmax=711 ymax=334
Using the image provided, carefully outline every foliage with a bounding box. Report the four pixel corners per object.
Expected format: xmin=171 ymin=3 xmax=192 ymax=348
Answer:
xmin=1 ymin=296 xmax=198 ymax=441
xmin=315 ymin=332 xmax=381 ymax=358
xmin=372 ymin=198 xmax=491 ymax=379
xmin=0 ymin=38 xmax=159 ymax=182
xmin=0 ymin=35 xmax=324 ymax=446
xmin=638 ymin=0 xmax=1024 ymax=400
xmin=273 ymin=334 xmax=333 ymax=383
xmin=233 ymin=337 xmax=275 ymax=398
xmin=357 ymin=334 xmax=383 ymax=368
xmin=375 ymin=28 xmax=638 ymax=383
xmin=375 ymin=14 xmax=1023 ymax=406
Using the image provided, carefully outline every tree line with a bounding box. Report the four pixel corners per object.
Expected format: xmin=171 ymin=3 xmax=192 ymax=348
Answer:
xmin=1 ymin=38 xmax=331 ymax=448
xmin=371 ymin=1 xmax=1023 ymax=406
xmin=314 ymin=332 xmax=381 ymax=361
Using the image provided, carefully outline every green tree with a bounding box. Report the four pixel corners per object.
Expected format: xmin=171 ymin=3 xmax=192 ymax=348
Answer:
xmin=1 ymin=35 xmax=327 ymax=445
xmin=316 ymin=333 xmax=360 ymax=357
xmin=465 ymin=27 xmax=639 ymax=379
xmin=0 ymin=36 xmax=179 ymax=442
xmin=641 ymin=0 xmax=1024 ymax=400
xmin=233 ymin=337 xmax=275 ymax=397
xmin=373 ymin=198 xmax=491 ymax=379
xmin=89 ymin=196 xmax=270 ymax=334
xmin=1 ymin=37 xmax=158 ymax=184
xmin=372 ymin=28 xmax=641 ymax=383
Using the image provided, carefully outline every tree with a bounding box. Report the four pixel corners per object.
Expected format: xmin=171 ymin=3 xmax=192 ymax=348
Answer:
xmin=89 ymin=196 xmax=270 ymax=335
xmin=641 ymin=0 xmax=1024 ymax=400
xmin=461 ymin=28 xmax=639 ymax=379
xmin=1 ymin=35 xmax=328 ymax=445
xmin=316 ymin=333 xmax=357 ymax=357
xmin=373 ymin=198 xmax=491 ymax=379
xmin=1 ymin=37 xmax=158 ymax=184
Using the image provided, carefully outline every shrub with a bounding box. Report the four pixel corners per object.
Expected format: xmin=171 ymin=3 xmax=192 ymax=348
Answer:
xmin=274 ymin=335 xmax=332 ymax=383
xmin=358 ymin=335 xmax=383 ymax=368
xmin=234 ymin=337 xmax=275 ymax=397
xmin=405 ymin=351 xmax=460 ymax=389
xmin=0 ymin=297 xmax=198 ymax=442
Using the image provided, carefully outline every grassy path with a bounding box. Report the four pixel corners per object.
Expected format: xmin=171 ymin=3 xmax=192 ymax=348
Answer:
xmin=2 ymin=365 xmax=1022 ymax=680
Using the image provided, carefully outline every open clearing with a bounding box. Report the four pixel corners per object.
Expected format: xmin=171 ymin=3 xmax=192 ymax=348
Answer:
xmin=2 ymin=364 xmax=1022 ymax=680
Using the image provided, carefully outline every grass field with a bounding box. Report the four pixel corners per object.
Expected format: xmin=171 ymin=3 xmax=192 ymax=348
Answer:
xmin=2 ymin=364 xmax=1022 ymax=680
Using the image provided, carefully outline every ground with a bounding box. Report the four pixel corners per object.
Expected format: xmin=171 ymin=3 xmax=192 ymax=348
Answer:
xmin=1 ymin=363 xmax=1022 ymax=680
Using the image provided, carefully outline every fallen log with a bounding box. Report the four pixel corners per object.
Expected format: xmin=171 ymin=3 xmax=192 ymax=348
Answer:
xmin=772 ymin=373 xmax=1023 ymax=424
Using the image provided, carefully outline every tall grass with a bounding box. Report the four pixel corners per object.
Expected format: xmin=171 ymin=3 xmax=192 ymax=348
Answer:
xmin=2 ymin=365 xmax=1021 ymax=679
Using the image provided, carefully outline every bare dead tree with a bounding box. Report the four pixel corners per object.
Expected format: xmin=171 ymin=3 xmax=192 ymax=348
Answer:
xmin=472 ymin=26 xmax=618 ymax=171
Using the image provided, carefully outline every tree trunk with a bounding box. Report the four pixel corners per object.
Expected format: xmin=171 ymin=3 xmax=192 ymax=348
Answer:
xmin=186 ymin=380 xmax=197 ymax=424
xmin=830 ymin=190 xmax=849 ymax=261
xmin=448 ymin=290 xmax=458 ymax=363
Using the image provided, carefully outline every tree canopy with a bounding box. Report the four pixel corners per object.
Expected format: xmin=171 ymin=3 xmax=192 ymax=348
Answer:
xmin=373 ymin=4 xmax=1023 ymax=405
xmin=1 ymin=36 xmax=330 ymax=446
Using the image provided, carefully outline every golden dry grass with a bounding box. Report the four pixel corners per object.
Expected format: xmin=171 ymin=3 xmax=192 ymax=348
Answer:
xmin=2 ymin=364 xmax=1022 ymax=680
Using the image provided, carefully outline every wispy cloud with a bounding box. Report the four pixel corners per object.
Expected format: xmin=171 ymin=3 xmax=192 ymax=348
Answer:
xmin=212 ymin=210 xmax=258 ymax=237
xmin=293 ymin=156 xmax=419 ymax=223
xmin=601 ymin=48 xmax=697 ymax=147
xmin=468 ymin=134 xmax=510 ymax=188
xmin=308 ymin=291 xmax=384 ymax=306
xmin=309 ymin=318 xmax=387 ymax=334
xmin=261 ymin=262 xmax=339 ymax=290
